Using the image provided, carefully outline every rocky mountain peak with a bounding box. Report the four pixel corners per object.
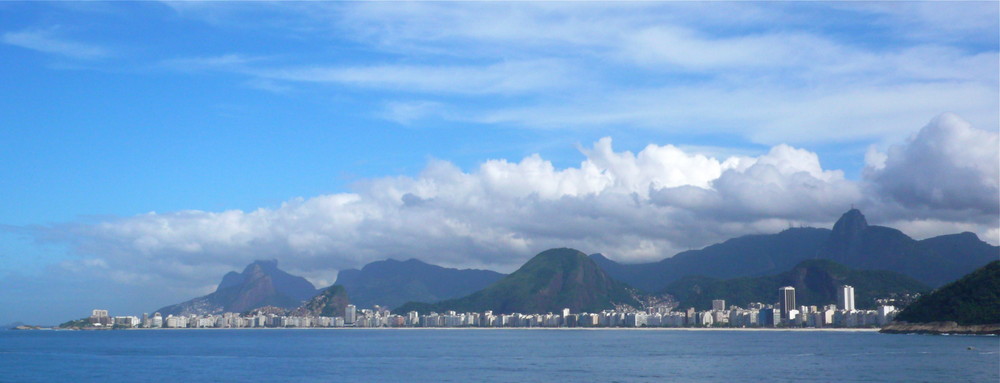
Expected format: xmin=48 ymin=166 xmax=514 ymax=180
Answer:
xmin=831 ymin=208 xmax=868 ymax=239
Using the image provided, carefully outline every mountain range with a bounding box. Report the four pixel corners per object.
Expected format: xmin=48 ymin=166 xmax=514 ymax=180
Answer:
xmin=153 ymin=209 xmax=997 ymax=317
xmin=593 ymin=209 xmax=997 ymax=292
xmin=395 ymin=248 xmax=640 ymax=315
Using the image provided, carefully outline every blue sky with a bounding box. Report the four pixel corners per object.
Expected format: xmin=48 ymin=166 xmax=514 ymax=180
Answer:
xmin=0 ymin=2 xmax=998 ymax=324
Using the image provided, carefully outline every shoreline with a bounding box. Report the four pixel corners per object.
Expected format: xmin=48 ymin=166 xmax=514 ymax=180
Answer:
xmin=880 ymin=321 xmax=1000 ymax=335
xmin=44 ymin=326 xmax=882 ymax=332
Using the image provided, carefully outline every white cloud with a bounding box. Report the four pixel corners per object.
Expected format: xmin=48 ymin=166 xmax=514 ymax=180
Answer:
xmin=381 ymin=100 xmax=448 ymax=125
xmin=650 ymin=144 xmax=862 ymax=221
xmin=842 ymin=2 xmax=999 ymax=44
xmin=474 ymin=81 xmax=998 ymax=145
xmin=865 ymin=113 xmax=999 ymax=217
xmin=2 ymin=29 xmax=109 ymax=60
xmin=35 ymin=115 xmax=997 ymax=298
xmin=252 ymin=59 xmax=576 ymax=95
xmin=29 ymin=138 xmax=809 ymax=286
xmin=151 ymin=2 xmax=998 ymax=145
xmin=159 ymin=54 xmax=266 ymax=71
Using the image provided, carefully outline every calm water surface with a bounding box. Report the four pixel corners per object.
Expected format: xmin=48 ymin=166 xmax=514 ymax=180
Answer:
xmin=0 ymin=329 xmax=997 ymax=382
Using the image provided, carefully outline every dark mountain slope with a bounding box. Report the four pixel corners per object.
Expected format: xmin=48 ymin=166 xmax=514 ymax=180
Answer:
xmin=894 ymin=261 xmax=1000 ymax=325
xmin=296 ymin=285 xmax=350 ymax=318
xmin=335 ymin=258 xmax=505 ymax=309
xmin=592 ymin=227 xmax=830 ymax=292
xmin=396 ymin=248 xmax=640 ymax=315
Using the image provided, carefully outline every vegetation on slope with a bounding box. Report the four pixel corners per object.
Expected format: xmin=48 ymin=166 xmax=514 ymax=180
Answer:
xmin=894 ymin=261 xmax=1000 ymax=325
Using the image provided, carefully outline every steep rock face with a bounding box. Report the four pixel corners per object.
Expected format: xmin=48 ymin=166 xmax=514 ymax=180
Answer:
xmin=242 ymin=260 xmax=318 ymax=302
xmin=156 ymin=260 xmax=318 ymax=316
xmin=894 ymin=261 xmax=1000 ymax=326
xmin=664 ymin=259 xmax=930 ymax=310
xmin=297 ymin=285 xmax=350 ymax=318
xmin=395 ymin=248 xmax=640 ymax=315
xmin=827 ymin=208 xmax=869 ymax=251
xmin=335 ymin=258 xmax=505 ymax=309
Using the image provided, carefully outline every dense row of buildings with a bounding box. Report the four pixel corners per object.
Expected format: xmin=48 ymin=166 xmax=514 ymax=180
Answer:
xmin=90 ymin=285 xmax=900 ymax=329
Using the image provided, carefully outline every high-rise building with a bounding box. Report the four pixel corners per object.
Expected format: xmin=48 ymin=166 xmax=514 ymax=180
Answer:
xmin=779 ymin=286 xmax=796 ymax=321
xmin=837 ymin=285 xmax=856 ymax=311
xmin=712 ymin=300 xmax=726 ymax=311
xmin=758 ymin=308 xmax=778 ymax=327
xmin=90 ymin=309 xmax=112 ymax=326
xmin=345 ymin=304 xmax=357 ymax=325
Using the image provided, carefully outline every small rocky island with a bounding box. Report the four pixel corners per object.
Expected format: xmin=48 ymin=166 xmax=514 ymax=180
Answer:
xmin=881 ymin=261 xmax=1000 ymax=335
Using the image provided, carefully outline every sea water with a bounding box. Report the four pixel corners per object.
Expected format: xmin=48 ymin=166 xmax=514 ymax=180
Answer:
xmin=0 ymin=329 xmax=997 ymax=382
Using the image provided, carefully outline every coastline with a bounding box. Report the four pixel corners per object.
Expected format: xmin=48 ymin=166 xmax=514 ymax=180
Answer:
xmin=880 ymin=321 xmax=1000 ymax=335
xmin=65 ymin=326 xmax=882 ymax=332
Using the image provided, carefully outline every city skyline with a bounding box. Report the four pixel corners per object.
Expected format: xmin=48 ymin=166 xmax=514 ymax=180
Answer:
xmin=71 ymin=283 xmax=898 ymax=330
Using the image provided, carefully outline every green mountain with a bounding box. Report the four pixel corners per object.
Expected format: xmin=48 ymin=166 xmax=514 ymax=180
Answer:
xmin=395 ymin=248 xmax=640 ymax=315
xmin=593 ymin=209 xmax=997 ymax=291
xmin=894 ymin=261 xmax=1000 ymax=325
xmin=664 ymin=259 xmax=930 ymax=311
xmin=295 ymin=285 xmax=350 ymax=318
xmin=335 ymin=258 xmax=505 ymax=309
xmin=157 ymin=260 xmax=318 ymax=316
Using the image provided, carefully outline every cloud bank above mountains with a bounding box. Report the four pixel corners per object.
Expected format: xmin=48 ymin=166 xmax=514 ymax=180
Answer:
xmin=36 ymin=113 xmax=998 ymax=288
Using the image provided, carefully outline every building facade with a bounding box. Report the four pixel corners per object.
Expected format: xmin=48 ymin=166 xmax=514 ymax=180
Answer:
xmin=837 ymin=285 xmax=856 ymax=312
xmin=779 ymin=286 xmax=796 ymax=321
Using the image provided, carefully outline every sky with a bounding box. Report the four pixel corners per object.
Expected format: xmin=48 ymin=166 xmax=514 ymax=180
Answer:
xmin=0 ymin=2 xmax=997 ymax=325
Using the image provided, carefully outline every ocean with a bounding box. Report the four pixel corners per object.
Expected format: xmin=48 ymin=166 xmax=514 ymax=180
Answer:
xmin=0 ymin=329 xmax=996 ymax=382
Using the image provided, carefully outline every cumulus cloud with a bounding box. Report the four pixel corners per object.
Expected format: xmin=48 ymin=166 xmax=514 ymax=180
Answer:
xmin=33 ymin=115 xmax=995 ymax=294
xmin=14 ymin=113 xmax=995 ymax=316
xmin=865 ymin=113 xmax=999 ymax=218
xmin=651 ymin=144 xmax=863 ymax=222
xmin=24 ymin=139 xmax=812 ymax=285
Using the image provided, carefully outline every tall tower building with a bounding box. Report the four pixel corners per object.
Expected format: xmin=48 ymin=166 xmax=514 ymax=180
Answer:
xmin=779 ymin=286 xmax=796 ymax=321
xmin=837 ymin=285 xmax=856 ymax=311
xmin=712 ymin=300 xmax=726 ymax=311
xmin=345 ymin=304 xmax=357 ymax=325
